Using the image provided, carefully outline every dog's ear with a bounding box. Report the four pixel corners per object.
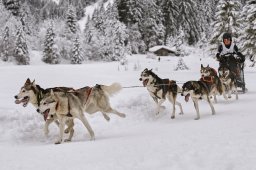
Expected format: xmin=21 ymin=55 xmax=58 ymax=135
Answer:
xmin=32 ymin=79 xmax=36 ymax=86
xmin=207 ymin=64 xmax=209 ymax=68
xmin=25 ymin=78 xmax=31 ymax=85
xmin=201 ymin=64 xmax=203 ymax=68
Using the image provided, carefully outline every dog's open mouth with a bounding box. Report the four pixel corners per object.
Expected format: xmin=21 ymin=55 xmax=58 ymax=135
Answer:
xmin=185 ymin=93 xmax=190 ymax=102
xmin=15 ymin=96 xmax=29 ymax=107
xmin=142 ymin=79 xmax=149 ymax=87
xmin=43 ymin=109 xmax=50 ymax=121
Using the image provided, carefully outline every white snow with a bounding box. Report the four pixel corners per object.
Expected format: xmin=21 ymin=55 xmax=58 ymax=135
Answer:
xmin=1 ymin=48 xmax=256 ymax=170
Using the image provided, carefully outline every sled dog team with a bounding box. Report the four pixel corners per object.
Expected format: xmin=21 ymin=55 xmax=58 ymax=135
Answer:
xmin=14 ymin=65 xmax=238 ymax=144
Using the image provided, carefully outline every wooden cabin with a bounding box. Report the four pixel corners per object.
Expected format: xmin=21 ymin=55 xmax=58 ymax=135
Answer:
xmin=149 ymin=45 xmax=179 ymax=56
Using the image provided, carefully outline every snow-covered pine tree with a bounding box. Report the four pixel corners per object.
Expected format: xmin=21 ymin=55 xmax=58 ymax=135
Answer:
xmin=14 ymin=26 xmax=29 ymax=65
xmin=104 ymin=2 xmax=130 ymax=61
xmin=239 ymin=0 xmax=256 ymax=66
xmin=2 ymin=0 xmax=21 ymax=16
xmin=178 ymin=0 xmax=201 ymax=45
xmin=71 ymin=37 xmax=83 ymax=64
xmin=2 ymin=26 xmax=10 ymax=61
xmin=65 ymin=5 xmax=78 ymax=37
xmin=42 ymin=24 xmax=60 ymax=64
xmin=140 ymin=0 xmax=165 ymax=50
xmin=174 ymin=57 xmax=189 ymax=71
xmin=210 ymin=0 xmax=242 ymax=47
xmin=116 ymin=0 xmax=143 ymax=26
xmin=160 ymin=0 xmax=179 ymax=45
xmin=128 ymin=23 xmax=146 ymax=54
xmin=84 ymin=2 xmax=129 ymax=62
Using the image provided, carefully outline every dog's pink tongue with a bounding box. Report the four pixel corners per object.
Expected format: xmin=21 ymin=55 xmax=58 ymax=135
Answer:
xmin=44 ymin=112 xmax=48 ymax=121
xmin=143 ymin=80 xmax=148 ymax=87
xmin=185 ymin=94 xmax=190 ymax=102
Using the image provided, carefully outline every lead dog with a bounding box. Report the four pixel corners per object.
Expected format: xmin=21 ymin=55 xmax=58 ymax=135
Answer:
xmin=38 ymin=83 xmax=125 ymax=144
xmin=14 ymin=78 xmax=75 ymax=135
xmin=139 ymin=68 xmax=184 ymax=119
xmin=181 ymin=81 xmax=216 ymax=120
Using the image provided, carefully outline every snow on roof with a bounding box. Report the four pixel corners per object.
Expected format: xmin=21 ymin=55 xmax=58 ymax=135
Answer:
xmin=149 ymin=45 xmax=177 ymax=53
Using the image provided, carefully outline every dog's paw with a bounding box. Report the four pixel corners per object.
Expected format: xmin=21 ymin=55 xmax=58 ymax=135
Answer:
xmin=120 ymin=113 xmax=126 ymax=118
xmin=55 ymin=140 xmax=62 ymax=144
xmin=103 ymin=114 xmax=110 ymax=121
xmin=90 ymin=136 xmax=95 ymax=141
xmin=179 ymin=112 xmax=184 ymax=115
xmin=160 ymin=106 xmax=166 ymax=110
xmin=89 ymin=132 xmax=95 ymax=141
xmin=64 ymin=139 xmax=71 ymax=142
xmin=194 ymin=117 xmax=200 ymax=120
xmin=171 ymin=115 xmax=175 ymax=119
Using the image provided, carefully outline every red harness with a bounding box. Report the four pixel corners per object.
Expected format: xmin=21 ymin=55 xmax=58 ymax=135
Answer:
xmin=200 ymin=76 xmax=214 ymax=84
xmin=85 ymin=87 xmax=93 ymax=104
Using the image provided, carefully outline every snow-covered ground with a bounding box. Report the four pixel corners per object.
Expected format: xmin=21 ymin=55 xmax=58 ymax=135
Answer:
xmin=1 ymin=49 xmax=256 ymax=170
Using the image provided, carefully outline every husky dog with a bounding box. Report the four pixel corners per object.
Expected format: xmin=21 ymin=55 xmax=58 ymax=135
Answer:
xmin=200 ymin=64 xmax=225 ymax=102
xmin=218 ymin=64 xmax=238 ymax=100
xmin=14 ymin=78 xmax=75 ymax=135
xmin=38 ymin=83 xmax=125 ymax=144
xmin=139 ymin=68 xmax=184 ymax=119
xmin=181 ymin=81 xmax=216 ymax=120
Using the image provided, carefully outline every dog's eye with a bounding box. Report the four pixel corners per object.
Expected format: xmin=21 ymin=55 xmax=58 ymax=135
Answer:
xmin=22 ymin=90 xmax=25 ymax=93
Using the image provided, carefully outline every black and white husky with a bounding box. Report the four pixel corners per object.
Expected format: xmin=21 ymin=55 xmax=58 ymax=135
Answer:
xmin=200 ymin=64 xmax=225 ymax=102
xmin=181 ymin=81 xmax=216 ymax=120
xmin=218 ymin=64 xmax=238 ymax=100
xmin=139 ymin=68 xmax=184 ymax=118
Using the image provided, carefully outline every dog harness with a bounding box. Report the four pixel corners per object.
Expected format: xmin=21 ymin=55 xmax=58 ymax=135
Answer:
xmin=220 ymin=42 xmax=235 ymax=55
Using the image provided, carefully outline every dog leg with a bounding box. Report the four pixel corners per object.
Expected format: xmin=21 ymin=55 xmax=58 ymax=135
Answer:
xmin=192 ymin=98 xmax=200 ymax=120
xmin=103 ymin=108 xmax=126 ymax=118
xmin=54 ymin=120 xmax=59 ymax=127
xmin=111 ymin=109 xmax=126 ymax=118
xmin=167 ymin=95 xmax=176 ymax=119
xmin=168 ymin=93 xmax=184 ymax=116
xmin=176 ymin=101 xmax=184 ymax=115
xmin=156 ymin=99 xmax=165 ymax=116
xmin=64 ymin=120 xmax=74 ymax=142
xmin=55 ymin=117 xmax=65 ymax=144
xmin=207 ymin=96 xmax=216 ymax=115
xmin=64 ymin=119 xmax=74 ymax=133
xmin=78 ymin=114 xmax=95 ymax=140
xmin=102 ymin=113 xmax=110 ymax=121
xmin=44 ymin=119 xmax=54 ymax=136
xmin=222 ymin=85 xmax=228 ymax=100
xmin=227 ymin=85 xmax=232 ymax=98
xmin=213 ymin=93 xmax=217 ymax=103
xmin=233 ymin=84 xmax=238 ymax=100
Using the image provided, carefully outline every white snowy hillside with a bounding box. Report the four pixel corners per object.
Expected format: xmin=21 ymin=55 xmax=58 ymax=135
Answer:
xmin=0 ymin=49 xmax=256 ymax=170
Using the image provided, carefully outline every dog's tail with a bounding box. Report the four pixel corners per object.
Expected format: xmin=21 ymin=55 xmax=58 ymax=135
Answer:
xmin=100 ymin=83 xmax=122 ymax=96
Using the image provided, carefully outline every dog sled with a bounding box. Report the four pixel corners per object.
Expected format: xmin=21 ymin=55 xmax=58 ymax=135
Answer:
xmin=219 ymin=53 xmax=247 ymax=94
